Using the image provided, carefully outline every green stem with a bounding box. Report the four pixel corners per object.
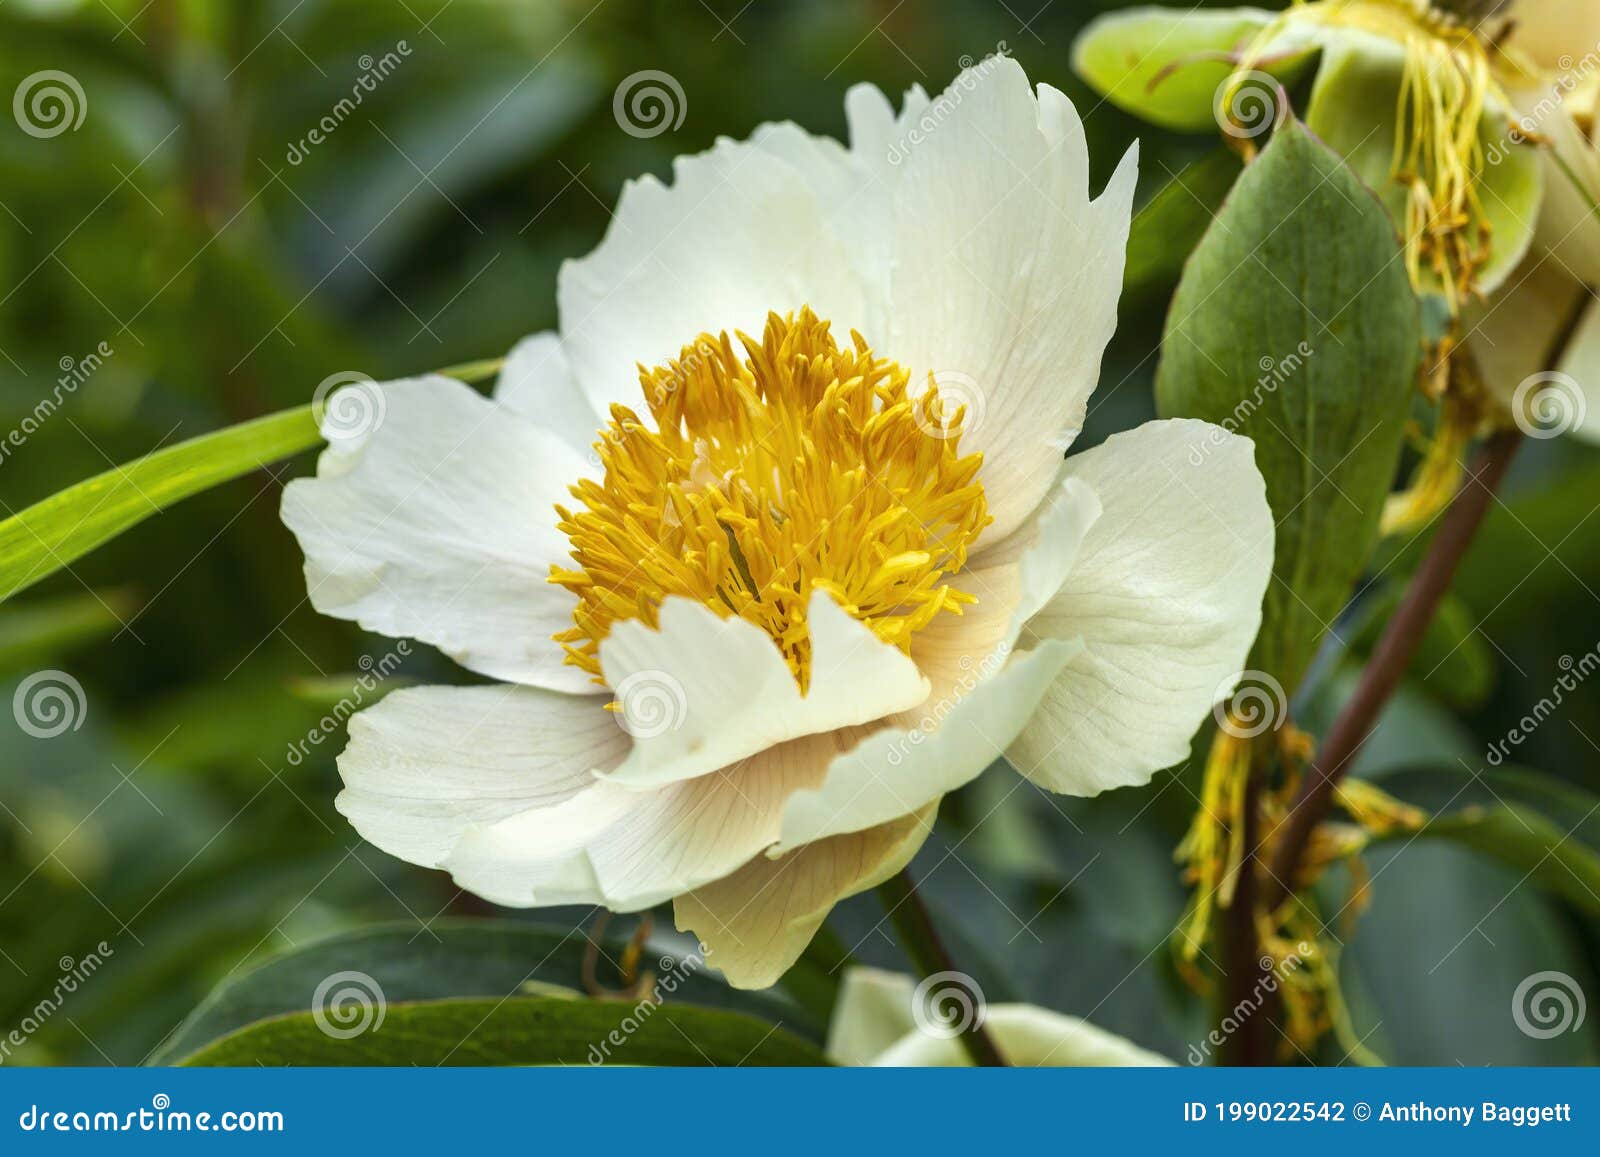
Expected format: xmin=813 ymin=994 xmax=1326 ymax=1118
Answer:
xmin=877 ymin=870 xmax=1008 ymax=1067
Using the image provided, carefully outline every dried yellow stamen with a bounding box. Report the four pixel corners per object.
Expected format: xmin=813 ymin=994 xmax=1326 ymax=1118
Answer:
xmin=550 ymin=308 xmax=991 ymax=690
xmin=1231 ymin=0 xmax=1511 ymax=311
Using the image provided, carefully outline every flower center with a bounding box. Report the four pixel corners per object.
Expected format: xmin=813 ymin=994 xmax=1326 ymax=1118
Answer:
xmin=550 ymin=308 xmax=992 ymax=691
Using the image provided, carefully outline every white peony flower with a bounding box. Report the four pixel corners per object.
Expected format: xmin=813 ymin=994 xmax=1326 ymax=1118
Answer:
xmin=825 ymin=967 xmax=1174 ymax=1067
xmin=280 ymin=58 xmax=1274 ymax=989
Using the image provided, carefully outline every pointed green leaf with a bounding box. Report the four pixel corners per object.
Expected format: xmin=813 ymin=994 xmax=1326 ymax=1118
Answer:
xmin=1156 ymin=119 xmax=1422 ymax=693
xmin=177 ymin=996 xmax=826 ymax=1066
xmin=0 ymin=405 xmax=319 ymax=605
xmin=1374 ymin=763 xmax=1600 ymax=915
xmin=153 ymin=919 xmax=815 ymax=1064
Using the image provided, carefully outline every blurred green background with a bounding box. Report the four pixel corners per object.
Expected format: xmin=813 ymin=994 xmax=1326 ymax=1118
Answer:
xmin=1 ymin=0 xmax=1597 ymax=1066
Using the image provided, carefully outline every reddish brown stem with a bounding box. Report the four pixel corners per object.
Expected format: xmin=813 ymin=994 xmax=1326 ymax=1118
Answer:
xmin=1263 ymin=427 xmax=1524 ymax=907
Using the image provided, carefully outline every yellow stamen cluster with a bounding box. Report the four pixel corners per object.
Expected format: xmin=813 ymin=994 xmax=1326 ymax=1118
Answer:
xmin=550 ymin=308 xmax=991 ymax=690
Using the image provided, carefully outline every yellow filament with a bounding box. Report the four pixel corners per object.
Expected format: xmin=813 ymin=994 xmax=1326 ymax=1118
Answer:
xmin=1231 ymin=0 xmax=1510 ymax=310
xmin=550 ymin=308 xmax=991 ymax=690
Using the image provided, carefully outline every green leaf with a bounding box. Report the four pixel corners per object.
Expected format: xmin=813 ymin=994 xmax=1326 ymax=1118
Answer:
xmin=152 ymin=919 xmax=813 ymax=1064
xmin=1304 ymin=35 xmax=1544 ymax=299
xmin=0 ymin=405 xmax=320 ymax=605
xmin=1372 ymin=764 xmax=1600 ymax=915
xmin=177 ymin=996 xmax=826 ymax=1066
xmin=1073 ymin=6 xmax=1308 ymax=133
xmin=1156 ymin=119 xmax=1422 ymax=693
xmin=1336 ymin=839 xmax=1598 ymax=1064
xmin=1124 ymin=149 xmax=1244 ymax=308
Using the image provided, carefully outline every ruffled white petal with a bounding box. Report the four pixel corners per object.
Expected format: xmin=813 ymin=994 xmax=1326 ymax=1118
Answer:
xmin=599 ymin=591 xmax=929 ymax=790
xmin=442 ymin=726 xmax=863 ymax=913
xmin=884 ymin=60 xmax=1138 ymax=539
xmin=494 ymin=332 xmax=603 ymax=456
xmin=280 ymin=376 xmax=593 ymax=693
xmin=775 ymin=638 xmax=1081 ymax=851
xmin=335 ymin=684 xmax=623 ymax=868
xmin=674 ymin=803 xmax=936 ymax=989
xmin=909 ymin=476 xmax=1101 ymax=698
xmin=770 ymin=474 xmax=1102 ymax=848
xmin=1011 ymin=419 xmax=1273 ymax=795
xmin=826 ymin=967 xmax=1174 ymax=1067
xmin=1532 ymin=97 xmax=1600 ymax=287
xmin=556 ymin=138 xmax=871 ymax=416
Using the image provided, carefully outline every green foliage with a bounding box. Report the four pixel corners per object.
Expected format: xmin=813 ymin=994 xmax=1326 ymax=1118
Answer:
xmin=153 ymin=920 xmax=816 ymax=1063
xmin=1375 ymin=764 xmax=1600 ymax=916
xmin=1156 ymin=119 xmax=1421 ymax=694
xmin=179 ymin=997 xmax=827 ymax=1066
xmin=0 ymin=406 xmax=320 ymax=603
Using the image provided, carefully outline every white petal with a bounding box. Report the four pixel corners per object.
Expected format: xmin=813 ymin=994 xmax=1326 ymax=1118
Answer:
xmin=1466 ymin=254 xmax=1585 ymax=408
xmin=674 ymin=803 xmax=935 ymax=990
xmin=844 ymin=81 xmax=929 ymax=173
xmin=599 ymin=591 xmax=930 ymax=790
xmin=1011 ymin=419 xmax=1273 ymax=795
xmin=827 ymin=968 xmax=1174 ymax=1066
xmin=1508 ymin=1 xmax=1600 ymax=74
xmin=770 ymin=478 xmax=1102 ymax=849
xmin=494 ymin=332 xmax=603 ymax=456
xmin=909 ymin=476 xmax=1101 ymax=697
xmin=443 ymin=727 xmax=862 ymax=912
xmin=557 ymin=137 xmax=870 ymax=416
xmin=1554 ymin=296 xmax=1600 ymax=446
xmin=1532 ymin=96 xmax=1600 ymax=287
xmin=886 ymin=60 xmax=1137 ymax=539
xmin=280 ymin=377 xmax=594 ymax=693
xmin=336 ymin=684 xmax=623 ymax=868
xmin=775 ymin=638 xmax=1082 ymax=851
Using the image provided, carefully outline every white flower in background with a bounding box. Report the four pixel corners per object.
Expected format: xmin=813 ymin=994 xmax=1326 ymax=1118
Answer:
xmin=1466 ymin=5 xmax=1600 ymax=442
xmin=826 ymin=967 xmax=1174 ymax=1067
xmin=280 ymin=59 xmax=1274 ymax=989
